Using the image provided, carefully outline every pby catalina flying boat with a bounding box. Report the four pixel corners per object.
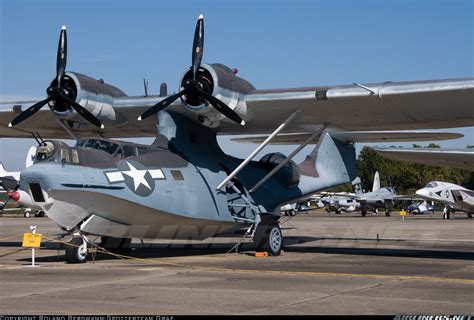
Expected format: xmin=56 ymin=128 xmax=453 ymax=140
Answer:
xmin=1 ymin=16 xmax=473 ymax=263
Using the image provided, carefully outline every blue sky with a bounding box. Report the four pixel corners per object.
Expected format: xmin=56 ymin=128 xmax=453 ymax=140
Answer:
xmin=0 ymin=0 xmax=473 ymax=170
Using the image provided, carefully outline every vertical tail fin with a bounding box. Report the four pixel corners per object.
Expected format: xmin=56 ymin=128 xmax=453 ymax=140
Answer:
xmin=372 ymin=171 xmax=380 ymax=192
xmin=298 ymin=132 xmax=356 ymax=196
xmin=0 ymin=162 xmax=6 ymax=176
xmin=352 ymin=177 xmax=363 ymax=195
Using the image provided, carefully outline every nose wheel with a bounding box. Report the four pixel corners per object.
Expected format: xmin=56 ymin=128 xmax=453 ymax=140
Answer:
xmin=65 ymin=237 xmax=88 ymax=263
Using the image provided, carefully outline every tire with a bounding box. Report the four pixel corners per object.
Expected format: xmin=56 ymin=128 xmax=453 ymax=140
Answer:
xmin=65 ymin=237 xmax=88 ymax=263
xmin=361 ymin=210 xmax=367 ymax=217
xmin=385 ymin=211 xmax=391 ymax=217
xmin=253 ymin=223 xmax=282 ymax=256
xmin=35 ymin=211 xmax=45 ymax=218
xmin=468 ymin=213 xmax=473 ymax=219
xmin=24 ymin=210 xmax=30 ymax=218
xmin=289 ymin=210 xmax=296 ymax=217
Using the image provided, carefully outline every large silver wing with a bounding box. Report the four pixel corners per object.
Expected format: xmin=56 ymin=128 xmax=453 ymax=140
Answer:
xmin=1 ymin=78 xmax=473 ymax=139
xmin=374 ymin=148 xmax=474 ymax=170
xmin=219 ymin=78 xmax=474 ymax=135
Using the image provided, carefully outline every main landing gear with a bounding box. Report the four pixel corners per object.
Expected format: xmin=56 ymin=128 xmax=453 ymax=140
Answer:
xmin=253 ymin=218 xmax=283 ymax=256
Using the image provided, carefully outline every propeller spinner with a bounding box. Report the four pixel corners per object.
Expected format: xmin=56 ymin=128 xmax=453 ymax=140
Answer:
xmin=138 ymin=15 xmax=245 ymax=126
xmin=9 ymin=26 xmax=104 ymax=129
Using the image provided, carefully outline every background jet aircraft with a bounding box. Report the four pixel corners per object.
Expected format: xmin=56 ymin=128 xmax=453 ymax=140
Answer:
xmin=350 ymin=172 xmax=413 ymax=216
xmin=0 ymin=16 xmax=473 ymax=263
xmin=416 ymin=181 xmax=473 ymax=219
xmin=0 ymin=146 xmax=36 ymax=190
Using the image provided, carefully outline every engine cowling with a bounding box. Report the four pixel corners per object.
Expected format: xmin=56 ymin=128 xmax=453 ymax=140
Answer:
xmin=47 ymin=72 xmax=127 ymax=126
xmin=179 ymin=63 xmax=255 ymax=126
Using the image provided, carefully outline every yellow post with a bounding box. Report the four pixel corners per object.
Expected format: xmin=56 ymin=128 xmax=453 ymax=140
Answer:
xmin=399 ymin=209 xmax=407 ymax=221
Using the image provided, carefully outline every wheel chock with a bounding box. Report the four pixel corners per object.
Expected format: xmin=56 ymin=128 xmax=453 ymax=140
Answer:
xmin=255 ymin=251 xmax=268 ymax=257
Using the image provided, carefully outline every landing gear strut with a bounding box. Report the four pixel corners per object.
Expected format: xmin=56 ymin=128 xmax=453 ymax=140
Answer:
xmin=65 ymin=237 xmax=88 ymax=263
xmin=253 ymin=220 xmax=283 ymax=256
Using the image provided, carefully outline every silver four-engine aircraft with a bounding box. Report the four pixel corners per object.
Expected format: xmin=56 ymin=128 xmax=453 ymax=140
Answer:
xmin=1 ymin=15 xmax=473 ymax=262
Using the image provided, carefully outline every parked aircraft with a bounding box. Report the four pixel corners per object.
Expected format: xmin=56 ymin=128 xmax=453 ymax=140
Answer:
xmin=323 ymin=172 xmax=391 ymax=215
xmin=416 ymin=182 xmax=473 ymax=219
xmin=0 ymin=146 xmax=36 ymax=190
xmin=346 ymin=172 xmax=413 ymax=216
xmin=0 ymin=16 xmax=473 ymax=262
xmin=407 ymin=201 xmax=435 ymax=215
xmin=323 ymin=195 xmax=360 ymax=214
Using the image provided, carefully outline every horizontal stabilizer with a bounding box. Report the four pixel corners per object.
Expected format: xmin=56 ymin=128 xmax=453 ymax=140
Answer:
xmin=231 ymin=131 xmax=463 ymax=145
xmin=374 ymin=148 xmax=474 ymax=170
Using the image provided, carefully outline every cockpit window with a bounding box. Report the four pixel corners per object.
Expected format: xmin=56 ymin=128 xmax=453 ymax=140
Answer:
xmin=82 ymin=139 xmax=119 ymax=156
xmin=123 ymin=145 xmax=138 ymax=157
xmin=425 ymin=182 xmax=438 ymax=188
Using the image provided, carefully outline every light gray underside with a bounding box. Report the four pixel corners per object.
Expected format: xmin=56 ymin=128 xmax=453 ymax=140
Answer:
xmin=374 ymin=148 xmax=474 ymax=170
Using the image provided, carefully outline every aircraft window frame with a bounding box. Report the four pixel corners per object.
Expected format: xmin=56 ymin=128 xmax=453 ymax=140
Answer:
xmin=82 ymin=139 xmax=119 ymax=156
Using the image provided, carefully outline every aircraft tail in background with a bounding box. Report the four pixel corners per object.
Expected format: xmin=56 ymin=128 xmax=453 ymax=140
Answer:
xmin=372 ymin=171 xmax=380 ymax=192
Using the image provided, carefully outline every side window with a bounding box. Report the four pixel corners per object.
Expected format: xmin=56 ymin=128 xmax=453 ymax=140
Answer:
xmin=123 ymin=146 xmax=138 ymax=157
xmin=170 ymin=170 xmax=184 ymax=180
xmin=71 ymin=149 xmax=80 ymax=164
xmin=60 ymin=148 xmax=70 ymax=163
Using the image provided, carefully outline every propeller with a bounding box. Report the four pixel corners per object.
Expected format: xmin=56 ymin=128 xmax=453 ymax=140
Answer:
xmin=9 ymin=26 xmax=104 ymax=129
xmin=138 ymin=15 xmax=245 ymax=125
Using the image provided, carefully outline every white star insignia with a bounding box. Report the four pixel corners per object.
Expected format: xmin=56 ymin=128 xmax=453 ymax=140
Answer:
xmin=121 ymin=162 xmax=151 ymax=191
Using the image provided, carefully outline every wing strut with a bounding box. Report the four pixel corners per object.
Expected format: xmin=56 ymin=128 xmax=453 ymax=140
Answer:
xmin=216 ymin=110 xmax=300 ymax=190
xmin=249 ymin=124 xmax=328 ymax=193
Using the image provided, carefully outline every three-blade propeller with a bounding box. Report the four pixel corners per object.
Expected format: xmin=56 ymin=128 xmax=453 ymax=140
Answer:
xmin=138 ymin=15 xmax=245 ymax=126
xmin=9 ymin=26 xmax=104 ymax=129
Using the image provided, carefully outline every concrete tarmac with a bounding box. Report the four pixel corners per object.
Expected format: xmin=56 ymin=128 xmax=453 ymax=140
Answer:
xmin=0 ymin=211 xmax=472 ymax=315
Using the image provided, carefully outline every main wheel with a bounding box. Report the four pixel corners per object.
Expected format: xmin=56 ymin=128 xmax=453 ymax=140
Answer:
xmin=65 ymin=237 xmax=88 ymax=263
xmin=361 ymin=210 xmax=367 ymax=217
xmin=253 ymin=223 xmax=282 ymax=256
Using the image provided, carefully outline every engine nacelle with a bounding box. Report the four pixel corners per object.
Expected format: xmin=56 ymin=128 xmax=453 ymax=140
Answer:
xmin=47 ymin=72 xmax=127 ymax=126
xmin=179 ymin=63 xmax=255 ymax=125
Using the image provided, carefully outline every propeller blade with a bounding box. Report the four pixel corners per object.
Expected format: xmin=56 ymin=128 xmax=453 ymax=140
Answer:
xmin=138 ymin=89 xmax=187 ymax=121
xmin=197 ymin=89 xmax=245 ymax=125
xmin=60 ymin=94 xmax=104 ymax=129
xmin=56 ymin=26 xmax=67 ymax=88
xmin=9 ymin=96 xmax=53 ymax=127
xmin=191 ymin=14 xmax=204 ymax=81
